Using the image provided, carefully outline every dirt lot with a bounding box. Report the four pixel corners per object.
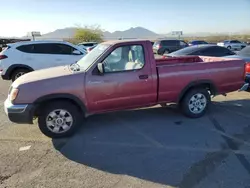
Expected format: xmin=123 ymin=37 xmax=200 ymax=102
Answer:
xmin=1 ymin=79 xmax=250 ymax=188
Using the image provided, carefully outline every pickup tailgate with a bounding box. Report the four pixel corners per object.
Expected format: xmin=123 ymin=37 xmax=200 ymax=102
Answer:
xmin=156 ymin=56 xmax=245 ymax=103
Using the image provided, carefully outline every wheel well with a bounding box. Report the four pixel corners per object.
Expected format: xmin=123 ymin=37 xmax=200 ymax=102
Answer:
xmin=5 ymin=65 xmax=34 ymax=80
xmin=34 ymin=98 xmax=84 ymax=117
xmin=9 ymin=67 xmax=31 ymax=78
xmin=179 ymin=83 xmax=217 ymax=103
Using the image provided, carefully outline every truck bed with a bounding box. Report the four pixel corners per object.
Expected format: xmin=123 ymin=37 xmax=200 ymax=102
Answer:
xmin=155 ymin=56 xmax=246 ymax=103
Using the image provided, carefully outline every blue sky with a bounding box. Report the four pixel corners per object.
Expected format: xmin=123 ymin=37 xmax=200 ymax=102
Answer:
xmin=1 ymin=0 xmax=250 ymax=37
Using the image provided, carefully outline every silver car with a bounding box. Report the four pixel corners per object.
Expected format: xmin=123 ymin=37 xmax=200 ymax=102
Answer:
xmin=225 ymin=46 xmax=250 ymax=62
xmin=217 ymin=40 xmax=246 ymax=51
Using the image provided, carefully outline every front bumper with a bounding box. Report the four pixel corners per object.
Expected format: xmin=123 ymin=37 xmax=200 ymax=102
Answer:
xmin=4 ymin=99 xmax=34 ymax=124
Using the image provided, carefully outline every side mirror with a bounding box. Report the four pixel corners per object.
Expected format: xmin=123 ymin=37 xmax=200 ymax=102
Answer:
xmin=97 ymin=63 xmax=104 ymax=75
xmin=72 ymin=50 xmax=81 ymax=55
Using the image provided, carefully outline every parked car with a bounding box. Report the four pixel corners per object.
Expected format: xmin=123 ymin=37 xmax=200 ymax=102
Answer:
xmin=4 ymin=40 xmax=247 ymax=138
xmin=217 ymin=40 xmax=246 ymax=50
xmin=78 ymin=42 xmax=98 ymax=50
xmin=166 ymin=45 xmax=236 ymax=57
xmin=0 ymin=41 xmax=86 ymax=81
xmin=153 ymin=39 xmax=188 ymax=55
xmin=225 ymin=46 xmax=250 ymax=62
xmin=188 ymin=40 xmax=208 ymax=46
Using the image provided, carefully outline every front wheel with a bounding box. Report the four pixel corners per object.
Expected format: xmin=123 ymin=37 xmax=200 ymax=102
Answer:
xmin=11 ymin=68 xmax=30 ymax=82
xmin=38 ymin=101 xmax=83 ymax=138
xmin=227 ymin=46 xmax=232 ymax=50
xmin=180 ymin=88 xmax=211 ymax=118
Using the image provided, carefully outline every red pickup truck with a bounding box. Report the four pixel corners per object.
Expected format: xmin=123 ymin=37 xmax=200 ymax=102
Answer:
xmin=4 ymin=40 xmax=248 ymax=138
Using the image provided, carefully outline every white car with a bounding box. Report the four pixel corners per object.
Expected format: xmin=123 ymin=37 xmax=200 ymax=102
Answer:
xmin=217 ymin=40 xmax=246 ymax=51
xmin=0 ymin=41 xmax=86 ymax=81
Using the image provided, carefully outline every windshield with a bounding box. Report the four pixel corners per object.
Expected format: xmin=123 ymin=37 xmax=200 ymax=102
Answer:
xmin=237 ymin=46 xmax=250 ymax=56
xmin=169 ymin=46 xmax=201 ymax=56
xmin=76 ymin=44 xmax=110 ymax=71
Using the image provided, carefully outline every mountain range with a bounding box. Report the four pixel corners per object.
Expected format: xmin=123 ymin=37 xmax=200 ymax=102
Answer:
xmin=39 ymin=27 xmax=160 ymax=40
xmin=24 ymin=27 xmax=250 ymax=40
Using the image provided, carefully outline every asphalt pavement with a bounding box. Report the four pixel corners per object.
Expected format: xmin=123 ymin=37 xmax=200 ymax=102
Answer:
xmin=1 ymin=79 xmax=250 ymax=188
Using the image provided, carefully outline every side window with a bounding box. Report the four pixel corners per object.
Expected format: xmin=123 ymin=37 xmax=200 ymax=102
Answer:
xmin=16 ymin=44 xmax=35 ymax=53
xmin=162 ymin=41 xmax=168 ymax=46
xmin=217 ymin=47 xmax=235 ymax=56
xmin=103 ymin=45 xmax=145 ymax=73
xmin=33 ymin=44 xmax=52 ymax=54
xmin=21 ymin=43 xmax=79 ymax=55
xmin=164 ymin=40 xmax=178 ymax=46
xmin=201 ymin=47 xmax=232 ymax=57
xmin=230 ymin=40 xmax=239 ymax=44
xmin=52 ymin=44 xmax=76 ymax=55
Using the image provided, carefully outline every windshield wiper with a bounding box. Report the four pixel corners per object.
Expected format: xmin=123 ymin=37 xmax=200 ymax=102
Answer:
xmin=69 ymin=63 xmax=81 ymax=72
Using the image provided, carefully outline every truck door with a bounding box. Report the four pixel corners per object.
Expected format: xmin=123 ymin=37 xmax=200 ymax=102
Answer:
xmin=85 ymin=44 xmax=157 ymax=113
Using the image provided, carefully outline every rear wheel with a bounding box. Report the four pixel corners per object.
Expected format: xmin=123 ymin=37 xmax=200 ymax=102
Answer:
xmin=11 ymin=68 xmax=30 ymax=82
xmin=180 ymin=88 xmax=211 ymax=118
xmin=38 ymin=101 xmax=83 ymax=138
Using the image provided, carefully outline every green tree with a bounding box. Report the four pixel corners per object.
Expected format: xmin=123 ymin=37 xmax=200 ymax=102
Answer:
xmin=72 ymin=26 xmax=103 ymax=44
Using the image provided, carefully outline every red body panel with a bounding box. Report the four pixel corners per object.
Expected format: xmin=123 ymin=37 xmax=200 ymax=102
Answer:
xmin=83 ymin=41 xmax=245 ymax=114
xmin=156 ymin=56 xmax=245 ymax=103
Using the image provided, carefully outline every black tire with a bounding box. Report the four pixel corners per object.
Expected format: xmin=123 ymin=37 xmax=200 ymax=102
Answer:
xmin=38 ymin=101 xmax=83 ymax=138
xmin=227 ymin=46 xmax=232 ymax=50
xmin=11 ymin=68 xmax=30 ymax=82
xmin=180 ymin=88 xmax=211 ymax=118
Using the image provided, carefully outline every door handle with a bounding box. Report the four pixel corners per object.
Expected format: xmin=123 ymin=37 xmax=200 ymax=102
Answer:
xmin=139 ymin=75 xmax=148 ymax=79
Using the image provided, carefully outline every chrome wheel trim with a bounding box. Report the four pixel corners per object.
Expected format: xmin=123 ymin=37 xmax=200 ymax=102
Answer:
xmin=46 ymin=109 xmax=73 ymax=134
xmin=188 ymin=93 xmax=207 ymax=114
xmin=15 ymin=72 xmax=25 ymax=80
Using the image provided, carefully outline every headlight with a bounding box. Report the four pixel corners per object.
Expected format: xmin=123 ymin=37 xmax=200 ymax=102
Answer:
xmin=9 ymin=88 xmax=19 ymax=102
